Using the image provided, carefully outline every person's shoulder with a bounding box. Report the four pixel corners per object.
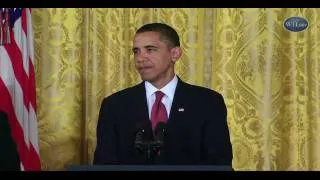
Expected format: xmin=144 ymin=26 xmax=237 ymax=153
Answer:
xmin=181 ymin=81 xmax=226 ymax=110
xmin=0 ymin=111 xmax=8 ymax=123
xmin=0 ymin=111 xmax=10 ymax=131
xmin=0 ymin=111 xmax=6 ymax=117
xmin=181 ymin=81 xmax=223 ymax=98
xmin=102 ymin=82 xmax=143 ymax=102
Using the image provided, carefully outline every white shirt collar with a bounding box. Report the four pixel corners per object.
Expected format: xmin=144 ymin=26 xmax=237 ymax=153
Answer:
xmin=145 ymin=75 xmax=178 ymax=101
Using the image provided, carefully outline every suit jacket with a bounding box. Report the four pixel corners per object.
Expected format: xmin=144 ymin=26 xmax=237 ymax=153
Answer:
xmin=0 ymin=111 xmax=20 ymax=171
xmin=93 ymin=77 xmax=233 ymax=165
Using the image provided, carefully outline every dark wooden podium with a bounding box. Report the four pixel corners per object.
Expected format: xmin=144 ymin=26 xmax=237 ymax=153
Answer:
xmin=66 ymin=165 xmax=233 ymax=171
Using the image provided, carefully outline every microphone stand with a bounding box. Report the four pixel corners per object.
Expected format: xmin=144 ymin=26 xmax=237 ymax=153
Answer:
xmin=135 ymin=141 xmax=163 ymax=164
xmin=134 ymin=123 xmax=166 ymax=164
xmin=146 ymin=140 xmax=156 ymax=164
xmin=135 ymin=129 xmax=155 ymax=164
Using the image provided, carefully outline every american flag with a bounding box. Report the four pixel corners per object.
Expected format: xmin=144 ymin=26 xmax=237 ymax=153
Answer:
xmin=0 ymin=8 xmax=41 ymax=170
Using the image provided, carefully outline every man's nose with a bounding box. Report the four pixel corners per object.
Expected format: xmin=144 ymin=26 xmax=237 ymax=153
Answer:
xmin=135 ymin=51 xmax=147 ymax=62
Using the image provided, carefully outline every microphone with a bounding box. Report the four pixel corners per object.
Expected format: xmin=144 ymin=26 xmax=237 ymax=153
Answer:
xmin=134 ymin=122 xmax=147 ymax=152
xmin=134 ymin=122 xmax=155 ymax=163
xmin=153 ymin=122 xmax=167 ymax=151
xmin=133 ymin=121 xmax=167 ymax=164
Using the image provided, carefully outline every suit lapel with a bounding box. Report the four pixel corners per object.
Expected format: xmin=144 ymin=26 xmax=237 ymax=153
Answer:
xmin=133 ymin=78 xmax=189 ymax=132
xmin=169 ymin=77 xmax=188 ymax=122
xmin=132 ymin=82 xmax=151 ymax=128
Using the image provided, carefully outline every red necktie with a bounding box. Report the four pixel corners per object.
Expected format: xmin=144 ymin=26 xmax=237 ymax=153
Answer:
xmin=151 ymin=91 xmax=168 ymax=134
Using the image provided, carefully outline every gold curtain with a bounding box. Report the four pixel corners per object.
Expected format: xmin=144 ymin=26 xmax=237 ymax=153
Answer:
xmin=33 ymin=8 xmax=320 ymax=171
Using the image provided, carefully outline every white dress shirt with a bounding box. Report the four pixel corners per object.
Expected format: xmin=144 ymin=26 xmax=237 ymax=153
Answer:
xmin=145 ymin=75 xmax=178 ymax=120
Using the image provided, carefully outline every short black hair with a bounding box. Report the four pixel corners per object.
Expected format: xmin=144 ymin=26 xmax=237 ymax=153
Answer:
xmin=136 ymin=23 xmax=180 ymax=47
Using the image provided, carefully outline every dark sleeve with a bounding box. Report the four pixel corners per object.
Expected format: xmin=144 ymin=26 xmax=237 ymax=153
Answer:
xmin=204 ymin=93 xmax=233 ymax=166
xmin=93 ymin=97 xmax=119 ymax=164
xmin=0 ymin=112 xmax=21 ymax=171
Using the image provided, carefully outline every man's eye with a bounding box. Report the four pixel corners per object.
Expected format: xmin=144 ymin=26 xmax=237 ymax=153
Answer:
xmin=132 ymin=49 xmax=139 ymax=54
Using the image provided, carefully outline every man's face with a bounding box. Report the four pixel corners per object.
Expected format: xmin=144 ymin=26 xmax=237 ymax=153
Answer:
xmin=132 ymin=31 xmax=180 ymax=87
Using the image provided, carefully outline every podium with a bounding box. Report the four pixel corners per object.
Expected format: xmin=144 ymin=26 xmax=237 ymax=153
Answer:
xmin=66 ymin=165 xmax=233 ymax=171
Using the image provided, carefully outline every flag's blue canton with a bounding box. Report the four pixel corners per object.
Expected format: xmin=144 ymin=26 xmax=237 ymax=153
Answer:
xmin=9 ymin=8 xmax=22 ymax=28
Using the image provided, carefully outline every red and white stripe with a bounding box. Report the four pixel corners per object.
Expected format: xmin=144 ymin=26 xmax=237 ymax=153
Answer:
xmin=0 ymin=8 xmax=41 ymax=171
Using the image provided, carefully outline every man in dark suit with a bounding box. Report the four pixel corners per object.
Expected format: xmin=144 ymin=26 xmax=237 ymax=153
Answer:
xmin=0 ymin=111 xmax=20 ymax=170
xmin=93 ymin=23 xmax=233 ymax=166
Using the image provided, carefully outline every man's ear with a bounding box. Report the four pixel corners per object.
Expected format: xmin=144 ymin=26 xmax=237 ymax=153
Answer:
xmin=171 ymin=47 xmax=182 ymax=62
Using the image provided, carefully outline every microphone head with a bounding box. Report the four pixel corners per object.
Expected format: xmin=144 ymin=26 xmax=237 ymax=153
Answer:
xmin=154 ymin=122 xmax=167 ymax=146
xmin=134 ymin=121 xmax=153 ymax=152
xmin=135 ymin=121 xmax=146 ymax=131
xmin=155 ymin=122 xmax=167 ymax=135
xmin=135 ymin=122 xmax=146 ymax=151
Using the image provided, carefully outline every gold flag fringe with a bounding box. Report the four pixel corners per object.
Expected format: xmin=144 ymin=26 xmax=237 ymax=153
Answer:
xmin=0 ymin=8 xmax=11 ymax=46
